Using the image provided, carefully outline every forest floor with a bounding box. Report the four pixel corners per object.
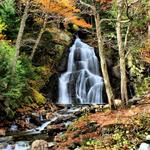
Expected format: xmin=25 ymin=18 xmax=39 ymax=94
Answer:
xmin=53 ymin=94 xmax=150 ymax=150
xmin=0 ymin=94 xmax=150 ymax=150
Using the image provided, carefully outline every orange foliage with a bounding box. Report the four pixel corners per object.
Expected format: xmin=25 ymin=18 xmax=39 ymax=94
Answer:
xmin=140 ymin=42 xmax=150 ymax=63
xmin=0 ymin=34 xmax=5 ymax=40
xmin=33 ymin=0 xmax=92 ymax=28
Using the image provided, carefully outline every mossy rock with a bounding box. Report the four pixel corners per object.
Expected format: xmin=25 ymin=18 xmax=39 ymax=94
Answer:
xmin=54 ymin=44 xmax=65 ymax=61
xmin=31 ymin=88 xmax=46 ymax=105
xmin=47 ymin=27 xmax=72 ymax=45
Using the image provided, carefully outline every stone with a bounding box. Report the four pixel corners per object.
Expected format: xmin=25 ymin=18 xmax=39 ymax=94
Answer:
xmin=48 ymin=142 xmax=55 ymax=148
xmin=129 ymin=97 xmax=141 ymax=105
xmin=50 ymin=27 xmax=72 ymax=45
xmin=0 ymin=128 xmax=6 ymax=136
xmin=103 ymin=104 xmax=110 ymax=109
xmin=146 ymin=135 xmax=150 ymax=140
xmin=114 ymin=99 xmax=122 ymax=106
xmin=47 ymin=124 xmax=66 ymax=136
xmin=138 ymin=143 xmax=150 ymax=150
xmin=30 ymin=114 xmax=42 ymax=126
xmin=138 ymin=135 xmax=150 ymax=150
xmin=30 ymin=140 xmax=48 ymax=150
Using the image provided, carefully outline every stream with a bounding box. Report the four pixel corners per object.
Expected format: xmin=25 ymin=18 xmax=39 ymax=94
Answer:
xmin=0 ymin=105 xmax=102 ymax=150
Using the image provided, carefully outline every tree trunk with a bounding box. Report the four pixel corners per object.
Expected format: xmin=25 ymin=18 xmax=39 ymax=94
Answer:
xmin=94 ymin=11 xmax=115 ymax=109
xmin=116 ymin=0 xmax=128 ymax=105
xmin=30 ymin=15 xmax=47 ymax=60
xmin=12 ymin=0 xmax=30 ymax=74
xmin=148 ymin=1 xmax=150 ymax=41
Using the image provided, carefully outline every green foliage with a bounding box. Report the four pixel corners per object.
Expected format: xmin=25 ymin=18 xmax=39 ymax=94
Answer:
xmin=136 ymin=77 xmax=150 ymax=96
xmin=0 ymin=17 xmax=6 ymax=34
xmin=85 ymin=138 xmax=101 ymax=146
xmin=0 ymin=41 xmax=36 ymax=118
xmin=0 ymin=0 xmax=19 ymax=39
xmin=59 ymin=133 xmax=68 ymax=142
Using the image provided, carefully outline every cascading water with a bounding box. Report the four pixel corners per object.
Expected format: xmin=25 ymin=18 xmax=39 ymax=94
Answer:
xmin=58 ymin=38 xmax=104 ymax=104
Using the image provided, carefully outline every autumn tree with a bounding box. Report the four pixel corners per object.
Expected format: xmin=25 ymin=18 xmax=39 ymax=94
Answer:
xmin=29 ymin=0 xmax=92 ymax=60
xmin=13 ymin=0 xmax=92 ymax=71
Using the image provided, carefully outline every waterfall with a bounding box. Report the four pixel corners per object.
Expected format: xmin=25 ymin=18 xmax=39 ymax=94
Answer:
xmin=58 ymin=38 xmax=104 ymax=104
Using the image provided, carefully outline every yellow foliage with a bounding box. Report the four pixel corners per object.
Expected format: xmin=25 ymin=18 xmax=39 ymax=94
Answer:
xmin=34 ymin=17 xmax=44 ymax=24
xmin=31 ymin=88 xmax=46 ymax=105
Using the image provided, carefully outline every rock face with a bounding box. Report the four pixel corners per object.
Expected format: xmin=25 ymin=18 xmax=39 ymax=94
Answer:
xmin=30 ymin=140 xmax=48 ymax=150
xmin=50 ymin=27 xmax=72 ymax=45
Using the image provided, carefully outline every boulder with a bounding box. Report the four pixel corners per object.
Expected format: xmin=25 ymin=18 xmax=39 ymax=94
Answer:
xmin=138 ymin=135 xmax=150 ymax=150
xmin=0 ymin=128 xmax=6 ymax=136
xmin=30 ymin=140 xmax=48 ymax=150
xmin=114 ymin=99 xmax=122 ymax=106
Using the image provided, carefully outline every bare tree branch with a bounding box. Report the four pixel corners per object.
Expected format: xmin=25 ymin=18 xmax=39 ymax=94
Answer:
xmin=100 ymin=18 xmax=130 ymax=24
xmin=124 ymin=23 xmax=131 ymax=49
xmin=79 ymin=0 xmax=95 ymax=10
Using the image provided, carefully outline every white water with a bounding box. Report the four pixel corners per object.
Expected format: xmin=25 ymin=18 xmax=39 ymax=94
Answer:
xmin=58 ymin=38 xmax=104 ymax=104
xmin=2 ymin=141 xmax=30 ymax=150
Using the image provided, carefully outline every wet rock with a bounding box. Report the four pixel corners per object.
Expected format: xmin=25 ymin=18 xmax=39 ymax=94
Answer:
xmin=47 ymin=124 xmax=66 ymax=136
xmin=0 ymin=136 xmax=13 ymax=142
xmin=10 ymin=123 xmax=18 ymax=132
xmin=30 ymin=113 xmax=42 ymax=126
xmin=129 ymin=97 xmax=141 ymax=105
xmin=50 ymin=114 xmax=76 ymax=125
xmin=74 ymin=111 xmax=82 ymax=117
xmin=0 ymin=142 xmax=7 ymax=149
xmin=30 ymin=140 xmax=48 ymax=150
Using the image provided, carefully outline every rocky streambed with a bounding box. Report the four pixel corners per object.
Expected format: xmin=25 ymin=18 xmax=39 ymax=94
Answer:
xmin=0 ymin=104 xmax=104 ymax=150
xmin=0 ymin=96 xmax=148 ymax=150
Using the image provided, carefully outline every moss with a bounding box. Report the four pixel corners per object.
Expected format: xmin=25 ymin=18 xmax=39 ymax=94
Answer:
xmin=136 ymin=77 xmax=150 ymax=96
xmin=31 ymin=88 xmax=46 ymax=105
xmin=55 ymin=44 xmax=65 ymax=61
